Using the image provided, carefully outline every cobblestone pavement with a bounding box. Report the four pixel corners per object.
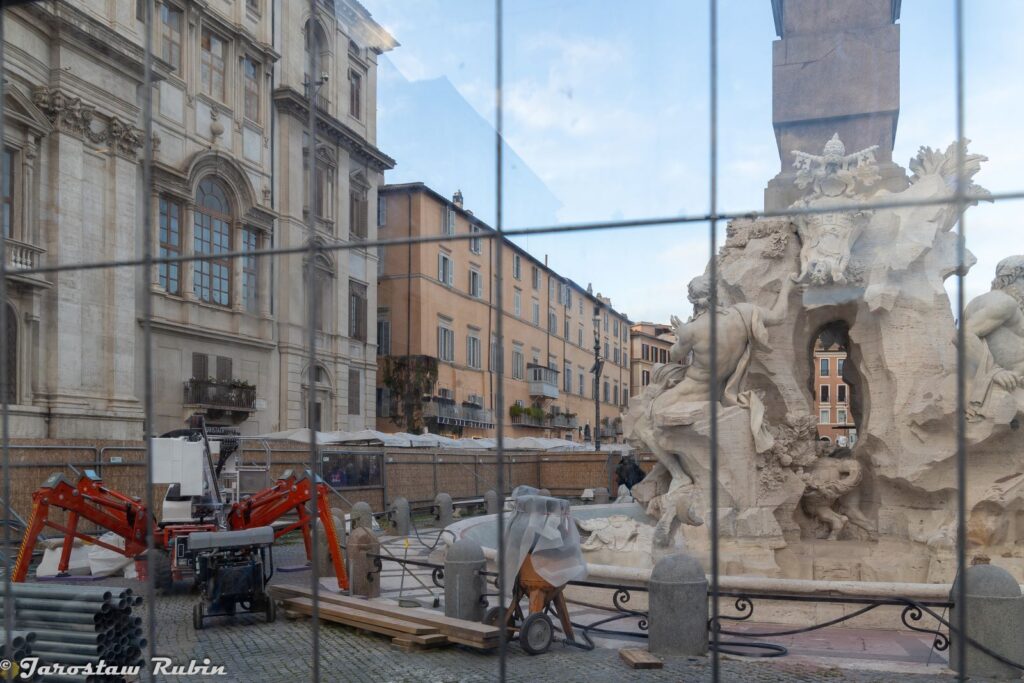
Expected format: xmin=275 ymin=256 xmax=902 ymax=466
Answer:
xmin=17 ymin=540 xmax=960 ymax=683
xmin=16 ymin=535 xmax=968 ymax=682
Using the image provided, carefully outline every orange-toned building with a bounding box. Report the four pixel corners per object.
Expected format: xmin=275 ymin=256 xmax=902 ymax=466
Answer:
xmin=813 ymin=340 xmax=856 ymax=445
xmin=629 ymin=322 xmax=676 ymax=399
xmin=375 ymin=183 xmax=631 ymax=441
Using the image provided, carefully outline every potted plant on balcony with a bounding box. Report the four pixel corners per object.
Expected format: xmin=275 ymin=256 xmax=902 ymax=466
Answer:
xmin=509 ymin=404 xmax=525 ymax=418
xmin=527 ymin=405 xmax=546 ymax=422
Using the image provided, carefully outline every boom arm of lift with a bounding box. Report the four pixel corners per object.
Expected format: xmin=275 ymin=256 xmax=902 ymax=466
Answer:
xmin=12 ymin=471 xmax=151 ymax=583
xmin=226 ymin=470 xmax=349 ymax=591
xmin=13 ymin=469 xmax=349 ymax=592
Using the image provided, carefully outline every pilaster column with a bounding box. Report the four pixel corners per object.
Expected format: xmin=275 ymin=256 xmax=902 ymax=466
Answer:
xmin=258 ymin=229 xmax=272 ymax=318
xmin=231 ymin=219 xmax=244 ymax=312
xmin=21 ymin=136 xmax=36 ymax=244
xmin=182 ymin=202 xmax=197 ymax=300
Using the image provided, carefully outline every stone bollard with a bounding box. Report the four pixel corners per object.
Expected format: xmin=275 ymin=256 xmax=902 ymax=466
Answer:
xmin=593 ymin=487 xmax=610 ymax=504
xmin=484 ymin=489 xmax=499 ymax=515
xmin=390 ymin=496 xmax=411 ymax=536
xmin=444 ymin=539 xmax=486 ymax=622
xmin=950 ymin=564 xmax=1024 ymax=679
xmin=434 ymin=492 xmax=454 ymax=528
xmin=648 ymin=553 xmax=708 ymax=656
xmin=347 ymin=526 xmax=380 ymax=598
xmin=351 ymin=501 xmax=373 ymax=530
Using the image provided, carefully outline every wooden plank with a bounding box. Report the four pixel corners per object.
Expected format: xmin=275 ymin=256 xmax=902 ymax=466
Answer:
xmin=283 ymin=598 xmax=441 ymax=636
xmin=271 ymin=585 xmax=499 ymax=643
xmin=619 ymin=648 xmax=663 ymax=670
xmin=447 ymin=635 xmax=499 ymax=650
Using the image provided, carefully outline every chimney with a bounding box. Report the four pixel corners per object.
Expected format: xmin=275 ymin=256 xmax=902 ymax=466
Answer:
xmin=452 ymin=190 xmax=464 ymax=208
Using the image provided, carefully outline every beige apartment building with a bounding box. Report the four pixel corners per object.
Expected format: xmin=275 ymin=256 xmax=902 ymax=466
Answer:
xmin=376 ymin=183 xmax=630 ymax=442
xmin=0 ymin=0 xmax=393 ymax=437
xmin=629 ymin=322 xmax=676 ymax=399
xmin=813 ymin=339 xmax=857 ymax=444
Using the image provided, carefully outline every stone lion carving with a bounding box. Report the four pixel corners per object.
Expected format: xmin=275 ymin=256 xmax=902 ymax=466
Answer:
xmin=800 ymin=450 xmax=874 ymax=540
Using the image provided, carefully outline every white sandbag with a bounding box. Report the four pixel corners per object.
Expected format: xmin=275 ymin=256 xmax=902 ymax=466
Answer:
xmin=87 ymin=532 xmax=133 ymax=577
xmin=36 ymin=538 xmax=91 ymax=577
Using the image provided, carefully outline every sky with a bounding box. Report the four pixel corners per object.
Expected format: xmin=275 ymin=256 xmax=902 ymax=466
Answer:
xmin=363 ymin=0 xmax=1024 ymax=324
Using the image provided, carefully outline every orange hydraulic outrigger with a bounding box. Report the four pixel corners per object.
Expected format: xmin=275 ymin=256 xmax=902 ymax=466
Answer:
xmin=12 ymin=469 xmax=349 ymax=590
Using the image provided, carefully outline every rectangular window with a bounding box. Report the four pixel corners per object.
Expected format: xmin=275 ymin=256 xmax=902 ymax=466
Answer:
xmin=216 ymin=356 xmax=232 ymax=382
xmin=604 ymin=342 xmax=610 ymax=359
xmin=350 ymin=192 xmax=368 ymax=239
xmin=437 ymin=321 xmax=454 ymax=362
xmin=614 ymin=347 xmax=620 ymax=365
xmin=549 ymin=277 xmax=556 ymax=300
xmin=531 ymin=300 xmax=540 ymax=326
xmin=192 ymin=353 xmax=208 ymax=380
xmin=564 ymin=316 xmax=570 ymax=339
xmin=158 ymin=197 xmax=181 ymax=294
xmin=512 ymin=346 xmax=524 ymax=380
xmin=200 ymin=29 xmax=226 ymax=101
xmin=564 ymin=362 xmax=572 ymax=392
xmin=603 ymin=381 xmax=610 ymax=403
xmin=377 ymin=315 xmax=391 ymax=356
xmin=241 ymin=227 xmax=259 ymax=312
xmin=349 ymin=69 xmax=362 ymax=119
xmin=161 ymin=4 xmax=182 ymax=71
xmin=819 ymin=358 xmax=830 ymax=376
xmin=820 ymin=384 xmax=829 ymax=403
xmin=441 ymin=205 xmax=455 ymax=235
xmin=193 ymin=212 xmax=230 ymax=306
xmin=642 ymin=370 xmax=650 ymax=386
xmin=489 ymin=334 xmax=499 ymax=371
xmin=578 ymin=326 xmax=583 ymax=347
xmin=578 ymin=371 xmax=585 ymax=397
xmin=819 ymin=408 xmax=830 ymax=425
xmin=512 ymin=254 xmax=521 ymax=280
xmin=837 ymin=408 xmax=848 ymax=424
xmin=438 ymin=252 xmax=453 ymax=286
xmin=470 ymin=225 xmax=482 ymax=254
xmin=531 ymin=266 xmax=540 ymax=289
xmin=642 ymin=344 xmax=649 ymax=361
xmin=838 ymin=358 xmax=846 ymax=375
xmin=348 ymin=280 xmax=367 ymax=341
xmin=548 ymin=310 xmax=557 ymax=335
xmin=513 ymin=289 xmax=521 ymax=317
xmin=376 ymin=387 xmax=392 ymax=418
xmin=838 ymin=384 xmax=847 ymax=402
xmin=1 ymin=148 xmax=12 ymax=239
xmin=348 ymin=368 xmax=360 ymax=415
xmin=243 ymin=57 xmax=260 ymax=122
xmin=377 ymin=195 xmax=387 ymax=226
xmin=469 ymin=269 xmax=482 ymax=298
xmin=613 ymin=319 xmax=619 ymax=337
xmin=467 ymin=333 xmax=482 ymax=369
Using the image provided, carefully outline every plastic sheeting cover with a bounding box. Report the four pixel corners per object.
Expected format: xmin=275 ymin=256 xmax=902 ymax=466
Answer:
xmin=501 ymin=495 xmax=586 ymax=588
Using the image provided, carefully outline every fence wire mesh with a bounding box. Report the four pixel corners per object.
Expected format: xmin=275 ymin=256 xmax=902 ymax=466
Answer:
xmin=0 ymin=0 xmax=1016 ymax=681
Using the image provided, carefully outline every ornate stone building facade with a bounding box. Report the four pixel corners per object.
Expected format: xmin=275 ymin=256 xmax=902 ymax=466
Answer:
xmin=1 ymin=0 xmax=393 ymax=438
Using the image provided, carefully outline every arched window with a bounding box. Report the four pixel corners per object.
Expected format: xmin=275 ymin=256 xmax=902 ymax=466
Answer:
xmin=194 ymin=178 xmax=232 ymax=306
xmin=305 ymin=363 xmax=332 ymax=431
xmin=304 ymin=20 xmax=329 ymax=93
xmin=2 ymin=304 xmax=15 ymax=404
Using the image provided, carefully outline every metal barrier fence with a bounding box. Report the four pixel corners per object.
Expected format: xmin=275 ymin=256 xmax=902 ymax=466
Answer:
xmin=0 ymin=0 xmax=1016 ymax=681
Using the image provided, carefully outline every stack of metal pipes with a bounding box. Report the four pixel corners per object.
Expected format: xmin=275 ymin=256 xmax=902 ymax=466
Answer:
xmin=0 ymin=627 xmax=36 ymax=662
xmin=0 ymin=583 xmax=146 ymax=682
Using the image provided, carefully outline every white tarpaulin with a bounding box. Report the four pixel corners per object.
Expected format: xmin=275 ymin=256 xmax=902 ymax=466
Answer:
xmin=501 ymin=495 xmax=586 ymax=588
xmin=255 ymin=429 xmax=604 ymax=453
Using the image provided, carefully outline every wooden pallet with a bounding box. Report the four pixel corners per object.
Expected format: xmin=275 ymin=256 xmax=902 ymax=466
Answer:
xmin=271 ymin=586 xmax=499 ymax=650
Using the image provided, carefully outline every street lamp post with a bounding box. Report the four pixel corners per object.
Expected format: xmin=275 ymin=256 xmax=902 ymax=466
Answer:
xmin=591 ymin=305 xmax=604 ymax=451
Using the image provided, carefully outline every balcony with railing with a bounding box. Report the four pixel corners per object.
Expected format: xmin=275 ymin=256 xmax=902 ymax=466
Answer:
xmin=550 ymin=413 xmax=579 ymax=429
xmin=509 ymin=412 xmax=546 ymax=428
xmin=6 ymin=237 xmax=47 ymax=287
xmin=527 ymin=363 xmax=559 ymax=399
xmin=422 ymin=398 xmax=495 ymax=429
xmin=304 ymin=83 xmax=332 ymax=114
xmin=184 ymin=378 xmax=257 ymax=415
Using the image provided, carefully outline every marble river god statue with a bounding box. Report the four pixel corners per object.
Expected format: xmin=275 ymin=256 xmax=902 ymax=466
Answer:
xmin=584 ymin=135 xmax=1024 ymax=583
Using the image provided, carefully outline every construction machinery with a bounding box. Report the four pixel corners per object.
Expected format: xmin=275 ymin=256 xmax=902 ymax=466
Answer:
xmin=188 ymin=526 xmax=277 ymax=629
xmin=11 ymin=418 xmax=348 ymax=591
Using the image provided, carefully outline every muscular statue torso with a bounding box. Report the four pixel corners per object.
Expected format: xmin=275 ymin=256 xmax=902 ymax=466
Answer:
xmin=965 ymin=290 xmax=1024 ymax=375
xmin=665 ymin=304 xmax=758 ymax=402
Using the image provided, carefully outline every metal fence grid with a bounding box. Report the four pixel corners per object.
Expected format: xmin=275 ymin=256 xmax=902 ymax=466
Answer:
xmin=0 ymin=0 xmax=1017 ymax=681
